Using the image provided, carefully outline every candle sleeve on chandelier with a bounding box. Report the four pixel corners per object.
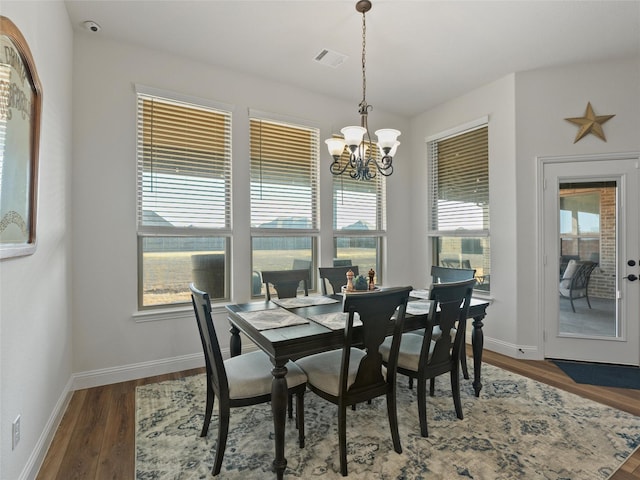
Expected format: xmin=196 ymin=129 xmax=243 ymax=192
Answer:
xmin=325 ymin=138 xmax=346 ymax=157
xmin=341 ymin=126 xmax=367 ymax=148
xmin=375 ymin=129 xmax=401 ymax=153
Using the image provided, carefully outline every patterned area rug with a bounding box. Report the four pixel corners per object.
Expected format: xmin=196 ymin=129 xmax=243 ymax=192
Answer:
xmin=136 ymin=363 xmax=640 ymax=479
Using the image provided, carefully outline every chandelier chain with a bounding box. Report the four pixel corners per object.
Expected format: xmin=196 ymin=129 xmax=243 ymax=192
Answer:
xmin=361 ymin=9 xmax=367 ymax=108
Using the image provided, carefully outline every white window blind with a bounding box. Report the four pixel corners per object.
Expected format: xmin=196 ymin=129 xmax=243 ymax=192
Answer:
xmin=250 ymin=117 xmax=319 ymax=230
xmin=137 ymin=94 xmax=232 ymax=232
xmin=333 ymin=146 xmax=386 ymax=232
xmin=429 ymin=125 xmax=489 ymax=234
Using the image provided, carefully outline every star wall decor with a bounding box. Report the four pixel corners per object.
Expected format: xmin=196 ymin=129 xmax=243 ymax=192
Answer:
xmin=565 ymin=102 xmax=615 ymax=143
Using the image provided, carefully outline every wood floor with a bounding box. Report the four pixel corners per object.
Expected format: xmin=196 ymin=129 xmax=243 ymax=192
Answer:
xmin=36 ymin=349 xmax=640 ymax=480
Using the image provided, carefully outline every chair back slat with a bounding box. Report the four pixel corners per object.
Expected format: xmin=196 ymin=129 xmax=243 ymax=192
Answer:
xmin=190 ymin=284 xmax=229 ymax=402
xmin=431 ymin=265 xmax=476 ymax=284
xmin=571 ymin=261 xmax=597 ymax=290
xmin=319 ymin=266 xmax=360 ymax=295
xmin=261 ymin=269 xmax=310 ymax=300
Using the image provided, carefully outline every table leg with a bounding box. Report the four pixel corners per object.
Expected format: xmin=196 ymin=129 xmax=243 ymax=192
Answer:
xmin=229 ymin=322 xmax=241 ymax=357
xmin=471 ymin=314 xmax=485 ymax=397
xmin=271 ymin=362 xmax=289 ymax=479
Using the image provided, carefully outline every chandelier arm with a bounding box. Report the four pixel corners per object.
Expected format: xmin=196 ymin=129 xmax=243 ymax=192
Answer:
xmin=376 ymin=160 xmax=394 ymax=176
xmin=329 ymin=156 xmax=352 ymax=176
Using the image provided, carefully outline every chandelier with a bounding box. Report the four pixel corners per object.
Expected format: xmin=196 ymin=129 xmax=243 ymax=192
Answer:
xmin=325 ymin=0 xmax=400 ymax=181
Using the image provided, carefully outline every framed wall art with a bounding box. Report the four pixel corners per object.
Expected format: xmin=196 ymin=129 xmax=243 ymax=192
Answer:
xmin=0 ymin=16 xmax=43 ymax=259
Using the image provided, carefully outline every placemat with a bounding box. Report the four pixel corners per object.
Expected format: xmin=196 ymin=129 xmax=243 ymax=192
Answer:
xmin=406 ymin=300 xmax=431 ymax=316
xmin=410 ymin=289 xmax=430 ymax=300
xmin=308 ymin=311 xmax=361 ymax=330
xmin=271 ymin=295 xmax=340 ymax=309
xmin=236 ymin=308 xmax=309 ymax=331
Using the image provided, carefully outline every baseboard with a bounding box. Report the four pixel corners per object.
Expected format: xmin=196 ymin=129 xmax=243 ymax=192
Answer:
xmin=20 ymin=376 xmax=75 ymax=480
xmin=467 ymin=333 xmax=541 ymax=360
xmin=71 ymin=352 xmax=209 ymax=390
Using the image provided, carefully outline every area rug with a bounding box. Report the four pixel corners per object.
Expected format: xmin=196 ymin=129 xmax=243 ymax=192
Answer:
xmin=136 ymin=363 xmax=640 ymax=479
xmin=553 ymin=359 xmax=640 ymax=390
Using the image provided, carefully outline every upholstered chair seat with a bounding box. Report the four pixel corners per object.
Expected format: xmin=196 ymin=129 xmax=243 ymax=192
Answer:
xmin=226 ymin=350 xmax=306 ymax=399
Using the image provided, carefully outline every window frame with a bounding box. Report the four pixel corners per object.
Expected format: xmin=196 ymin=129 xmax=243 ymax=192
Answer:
xmin=249 ymin=111 xmax=320 ymax=296
xmin=426 ymin=117 xmax=490 ymax=292
xmin=135 ymin=85 xmax=233 ymax=309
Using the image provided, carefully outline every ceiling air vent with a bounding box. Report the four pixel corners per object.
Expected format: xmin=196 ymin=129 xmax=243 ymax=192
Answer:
xmin=314 ymin=49 xmax=348 ymax=68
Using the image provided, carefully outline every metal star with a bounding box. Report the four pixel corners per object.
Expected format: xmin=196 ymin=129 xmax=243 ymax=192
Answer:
xmin=565 ymin=102 xmax=615 ymax=143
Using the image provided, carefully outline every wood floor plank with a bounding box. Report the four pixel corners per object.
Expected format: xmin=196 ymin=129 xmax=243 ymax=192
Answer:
xmin=54 ymin=385 xmax=112 ymax=479
xmin=36 ymin=354 xmax=640 ymax=479
xmin=95 ymin=380 xmax=136 ymax=480
xmin=36 ymin=389 xmax=88 ymax=480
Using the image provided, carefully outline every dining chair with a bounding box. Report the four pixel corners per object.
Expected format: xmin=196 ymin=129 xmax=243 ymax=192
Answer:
xmin=261 ymin=269 xmax=310 ymax=301
xmin=318 ymin=265 xmax=360 ymax=295
xmin=429 ymin=265 xmax=476 ymax=379
xmin=190 ymin=284 xmax=307 ymax=475
xmin=441 ymin=258 xmax=472 ymax=269
xmin=559 ymin=260 xmax=598 ymax=312
xmin=333 ymin=258 xmax=353 ymax=267
xmin=296 ymin=286 xmax=412 ymax=476
xmin=380 ymin=278 xmax=474 ymax=437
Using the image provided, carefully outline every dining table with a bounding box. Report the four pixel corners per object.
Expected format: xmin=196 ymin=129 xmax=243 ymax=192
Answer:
xmin=226 ymin=288 xmax=490 ymax=479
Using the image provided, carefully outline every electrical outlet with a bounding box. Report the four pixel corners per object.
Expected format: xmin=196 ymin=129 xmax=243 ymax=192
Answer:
xmin=12 ymin=415 xmax=20 ymax=450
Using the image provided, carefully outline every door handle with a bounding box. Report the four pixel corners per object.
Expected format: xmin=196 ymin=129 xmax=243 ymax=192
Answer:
xmin=624 ymin=274 xmax=638 ymax=281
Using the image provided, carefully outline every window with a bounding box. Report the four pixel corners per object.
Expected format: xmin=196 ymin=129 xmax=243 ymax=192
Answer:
xmin=428 ymin=119 xmax=490 ymax=291
xmin=560 ymin=184 xmax=611 ymax=264
xmin=332 ymin=147 xmax=386 ymax=282
xmin=250 ymin=114 xmax=319 ymax=296
xmin=136 ymin=87 xmax=232 ymax=308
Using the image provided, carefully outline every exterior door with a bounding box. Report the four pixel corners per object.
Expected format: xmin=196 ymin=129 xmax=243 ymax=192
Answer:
xmin=542 ymin=153 xmax=640 ymax=365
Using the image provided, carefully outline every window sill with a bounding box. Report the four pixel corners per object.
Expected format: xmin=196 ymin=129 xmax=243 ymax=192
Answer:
xmin=132 ymin=303 xmax=229 ymax=323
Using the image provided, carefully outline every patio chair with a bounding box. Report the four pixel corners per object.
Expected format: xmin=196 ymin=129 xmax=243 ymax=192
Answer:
xmin=559 ymin=260 xmax=598 ymax=312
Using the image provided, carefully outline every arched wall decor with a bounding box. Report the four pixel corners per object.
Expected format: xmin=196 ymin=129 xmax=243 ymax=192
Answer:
xmin=0 ymin=16 xmax=43 ymax=259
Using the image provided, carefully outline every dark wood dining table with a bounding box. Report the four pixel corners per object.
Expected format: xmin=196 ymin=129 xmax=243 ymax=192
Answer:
xmin=226 ymin=291 xmax=490 ymax=479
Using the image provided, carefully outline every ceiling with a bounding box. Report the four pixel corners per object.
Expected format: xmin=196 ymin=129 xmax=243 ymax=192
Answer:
xmin=64 ymin=0 xmax=640 ymax=117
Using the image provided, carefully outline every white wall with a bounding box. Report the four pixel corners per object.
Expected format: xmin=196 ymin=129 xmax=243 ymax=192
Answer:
xmin=0 ymin=2 xmax=74 ymax=479
xmin=514 ymin=56 xmax=640 ymax=349
xmin=71 ymin=34 xmax=411 ymax=379
xmin=408 ymin=74 xmax=519 ymax=355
